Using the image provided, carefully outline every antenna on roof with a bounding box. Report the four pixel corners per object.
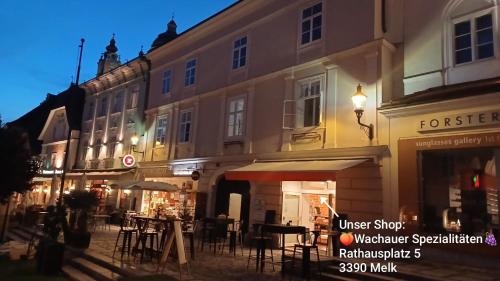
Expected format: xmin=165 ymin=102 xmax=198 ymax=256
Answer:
xmin=171 ymin=12 xmax=175 ymax=20
xmin=75 ymin=38 xmax=85 ymax=85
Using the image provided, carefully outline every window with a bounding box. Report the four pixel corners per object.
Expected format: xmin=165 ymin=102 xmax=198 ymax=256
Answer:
xmin=162 ymin=70 xmax=172 ymax=94
xmin=81 ymin=141 xmax=88 ymax=161
xmin=454 ymin=13 xmax=494 ymax=64
xmin=99 ymin=97 xmax=108 ymax=117
xmin=184 ymin=59 xmax=196 ymax=86
xmin=112 ymin=92 xmax=123 ymax=113
xmin=227 ymin=98 xmax=245 ymax=137
xmin=301 ymin=3 xmax=322 ymax=45
xmin=50 ymin=152 xmax=57 ymax=168
xmin=107 ymin=136 xmax=116 ymax=158
xmin=127 ymin=86 xmax=139 ymax=109
xmin=296 ymin=77 xmax=323 ymax=128
xmin=155 ymin=115 xmax=168 ymax=146
xmin=93 ymin=139 xmax=102 ymax=159
xmin=86 ymin=102 xmax=94 ymax=120
xmin=178 ymin=110 xmax=192 ymax=143
xmin=232 ymin=37 xmax=247 ymax=69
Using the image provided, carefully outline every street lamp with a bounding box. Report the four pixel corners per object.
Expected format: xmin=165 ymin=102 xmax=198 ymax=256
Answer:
xmin=351 ymin=84 xmax=374 ymax=140
xmin=130 ymin=133 xmax=145 ymax=158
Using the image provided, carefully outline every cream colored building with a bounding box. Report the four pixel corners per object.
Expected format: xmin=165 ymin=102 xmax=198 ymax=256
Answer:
xmin=74 ymin=37 xmax=150 ymax=212
xmin=139 ymin=0 xmax=397 ymax=237
xmin=380 ymin=0 xmax=500 ymax=259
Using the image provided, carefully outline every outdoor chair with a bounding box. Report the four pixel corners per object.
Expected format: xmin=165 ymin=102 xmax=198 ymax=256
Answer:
xmin=182 ymin=220 xmax=199 ymax=260
xmin=134 ymin=218 xmax=160 ymax=263
xmin=291 ymin=230 xmax=321 ymax=275
xmin=112 ymin=214 xmax=138 ymax=259
xmin=198 ymin=218 xmax=216 ymax=252
xmin=247 ymin=224 xmax=275 ymax=272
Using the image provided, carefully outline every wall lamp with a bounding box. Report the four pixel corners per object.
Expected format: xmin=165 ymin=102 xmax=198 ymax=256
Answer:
xmin=130 ymin=133 xmax=145 ymax=157
xmin=351 ymin=84 xmax=374 ymax=140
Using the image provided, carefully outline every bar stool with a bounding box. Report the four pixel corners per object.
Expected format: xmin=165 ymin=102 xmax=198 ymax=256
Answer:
xmin=247 ymin=224 xmax=275 ymax=272
xmin=134 ymin=218 xmax=160 ymax=263
xmin=291 ymin=230 xmax=321 ymax=275
xmin=112 ymin=215 xmax=138 ymax=258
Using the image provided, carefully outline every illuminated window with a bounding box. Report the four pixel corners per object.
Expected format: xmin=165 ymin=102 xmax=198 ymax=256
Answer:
xmin=162 ymin=70 xmax=172 ymax=94
xmin=127 ymin=85 xmax=139 ymax=109
xmin=184 ymin=59 xmax=196 ymax=86
xmin=454 ymin=13 xmax=494 ymax=64
xmin=155 ymin=115 xmax=168 ymax=146
xmin=301 ymin=2 xmax=322 ymax=45
xmin=94 ymin=139 xmax=102 ymax=159
xmin=112 ymin=92 xmax=123 ymax=113
xmin=99 ymin=97 xmax=108 ymax=117
xmin=232 ymin=37 xmax=247 ymax=69
xmin=107 ymin=136 xmax=116 ymax=158
xmin=227 ymin=97 xmax=245 ymax=137
xmin=296 ymin=76 xmax=324 ymax=128
xmin=178 ymin=110 xmax=192 ymax=143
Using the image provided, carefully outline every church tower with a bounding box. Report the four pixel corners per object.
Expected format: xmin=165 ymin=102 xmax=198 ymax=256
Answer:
xmin=97 ymin=34 xmax=121 ymax=76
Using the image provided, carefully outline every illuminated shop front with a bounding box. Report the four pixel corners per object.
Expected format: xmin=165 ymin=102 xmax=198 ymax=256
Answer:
xmin=380 ymin=79 xmax=500 ymax=258
xmin=225 ymin=157 xmax=384 ymax=250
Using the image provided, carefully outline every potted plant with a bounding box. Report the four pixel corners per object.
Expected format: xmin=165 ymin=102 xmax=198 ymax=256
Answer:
xmin=36 ymin=205 xmax=67 ymax=275
xmin=63 ymin=190 xmax=99 ymax=248
xmin=178 ymin=197 xmax=193 ymax=231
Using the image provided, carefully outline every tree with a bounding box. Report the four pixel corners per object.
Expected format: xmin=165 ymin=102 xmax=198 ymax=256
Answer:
xmin=0 ymin=118 xmax=40 ymax=202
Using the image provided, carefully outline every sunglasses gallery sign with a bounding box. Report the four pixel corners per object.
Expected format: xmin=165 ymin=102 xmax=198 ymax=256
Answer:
xmin=417 ymin=109 xmax=500 ymax=132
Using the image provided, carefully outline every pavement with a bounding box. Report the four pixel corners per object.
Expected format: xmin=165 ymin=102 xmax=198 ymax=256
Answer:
xmin=87 ymin=226 xmax=500 ymax=281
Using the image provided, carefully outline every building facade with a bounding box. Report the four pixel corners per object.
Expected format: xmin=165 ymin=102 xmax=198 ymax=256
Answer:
xmin=380 ymin=0 xmax=500 ymax=259
xmin=138 ymin=0 xmax=394 ymax=239
xmin=74 ymin=37 xmax=151 ymax=213
xmin=8 ymin=85 xmax=85 ymax=207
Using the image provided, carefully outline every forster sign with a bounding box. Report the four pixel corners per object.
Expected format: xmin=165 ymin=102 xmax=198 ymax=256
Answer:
xmin=417 ymin=109 xmax=500 ymax=132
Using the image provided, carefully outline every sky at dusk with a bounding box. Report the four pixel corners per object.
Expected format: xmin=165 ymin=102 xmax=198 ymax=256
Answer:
xmin=0 ymin=0 xmax=236 ymax=123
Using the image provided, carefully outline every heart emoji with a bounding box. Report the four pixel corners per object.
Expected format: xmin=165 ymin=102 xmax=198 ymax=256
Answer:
xmin=339 ymin=232 xmax=354 ymax=246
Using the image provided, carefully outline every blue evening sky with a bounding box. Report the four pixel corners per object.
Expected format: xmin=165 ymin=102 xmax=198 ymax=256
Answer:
xmin=0 ymin=0 xmax=236 ymax=123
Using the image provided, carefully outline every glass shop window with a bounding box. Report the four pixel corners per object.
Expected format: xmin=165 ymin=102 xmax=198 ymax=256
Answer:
xmin=420 ymin=148 xmax=499 ymax=236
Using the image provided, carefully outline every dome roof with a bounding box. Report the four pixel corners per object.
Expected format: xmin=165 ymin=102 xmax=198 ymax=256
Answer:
xmin=151 ymin=19 xmax=178 ymax=50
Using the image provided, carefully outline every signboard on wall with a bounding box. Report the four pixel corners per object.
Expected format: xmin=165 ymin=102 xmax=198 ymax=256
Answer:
xmin=122 ymin=154 xmax=136 ymax=167
xmin=417 ymin=109 xmax=500 ymax=132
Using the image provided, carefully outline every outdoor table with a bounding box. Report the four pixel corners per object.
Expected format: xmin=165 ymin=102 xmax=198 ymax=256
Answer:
xmin=256 ymin=223 xmax=306 ymax=275
xmin=325 ymin=230 xmax=340 ymax=256
xmin=131 ymin=216 xmax=174 ymax=261
xmin=92 ymin=214 xmax=111 ymax=232
xmin=200 ymin=218 xmax=235 ymax=255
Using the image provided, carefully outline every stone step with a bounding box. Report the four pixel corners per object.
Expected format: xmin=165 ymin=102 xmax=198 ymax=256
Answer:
xmin=9 ymin=228 xmax=33 ymax=241
xmin=6 ymin=231 xmax=29 ymax=243
xmin=62 ymin=265 xmax=97 ymax=281
xmin=81 ymin=249 xmax=142 ymax=277
xmin=70 ymin=257 xmax=121 ymax=281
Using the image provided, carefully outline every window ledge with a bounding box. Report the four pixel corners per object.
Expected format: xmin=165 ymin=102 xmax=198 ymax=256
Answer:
xmin=223 ymin=140 xmax=244 ymax=148
xmin=298 ymin=39 xmax=323 ymax=52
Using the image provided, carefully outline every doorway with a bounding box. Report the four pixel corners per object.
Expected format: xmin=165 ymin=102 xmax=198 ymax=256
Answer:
xmin=215 ymin=176 xmax=250 ymax=233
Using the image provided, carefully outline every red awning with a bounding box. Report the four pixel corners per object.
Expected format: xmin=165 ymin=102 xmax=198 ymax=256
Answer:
xmin=225 ymin=159 xmax=367 ymax=181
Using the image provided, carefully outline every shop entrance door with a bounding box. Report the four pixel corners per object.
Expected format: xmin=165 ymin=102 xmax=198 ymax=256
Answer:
xmin=282 ymin=193 xmax=300 ymax=245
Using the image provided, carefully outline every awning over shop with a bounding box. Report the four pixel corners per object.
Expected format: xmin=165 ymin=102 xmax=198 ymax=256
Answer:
xmin=65 ymin=168 xmax=135 ymax=180
xmin=109 ymin=180 xmax=178 ymax=192
xmin=225 ymin=159 xmax=368 ymax=181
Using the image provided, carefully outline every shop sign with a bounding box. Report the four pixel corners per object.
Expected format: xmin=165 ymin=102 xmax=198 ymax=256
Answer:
xmin=41 ymin=169 xmax=63 ymax=175
xmin=417 ymin=109 xmax=500 ymax=132
xmin=412 ymin=132 xmax=500 ymax=150
xmin=191 ymin=170 xmax=201 ymax=181
xmin=122 ymin=154 xmax=136 ymax=167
